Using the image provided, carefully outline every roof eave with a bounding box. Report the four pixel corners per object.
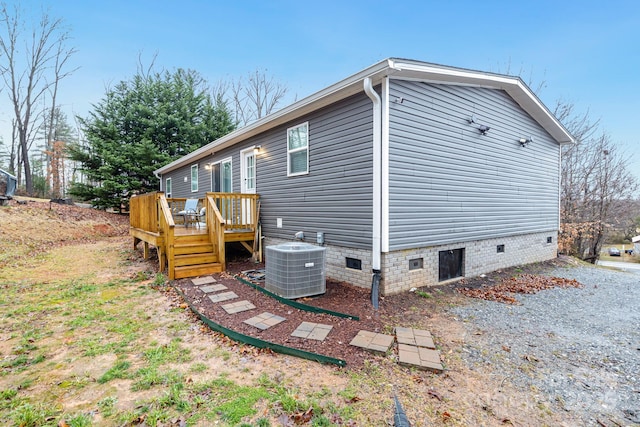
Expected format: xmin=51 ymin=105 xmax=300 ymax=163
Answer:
xmin=155 ymin=58 xmax=575 ymax=175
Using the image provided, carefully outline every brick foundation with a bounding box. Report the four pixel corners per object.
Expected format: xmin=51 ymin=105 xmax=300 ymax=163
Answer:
xmin=264 ymin=231 xmax=558 ymax=295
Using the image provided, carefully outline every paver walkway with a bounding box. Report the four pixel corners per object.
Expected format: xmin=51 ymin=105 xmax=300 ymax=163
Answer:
xmin=395 ymin=326 xmax=436 ymax=349
xmin=397 ymin=344 xmax=443 ymax=372
xmin=349 ymin=330 xmax=394 ymax=353
xmin=244 ymin=312 xmax=286 ymax=330
xmin=192 ymin=276 xmax=218 ymax=286
xmin=190 ymin=276 xmax=444 ymax=371
xmin=200 ymin=284 xmax=228 ymax=293
xmin=208 ymin=291 xmax=238 ymax=303
xmin=222 ymin=300 xmax=256 ymax=314
xmin=291 ymin=321 xmax=333 ymax=341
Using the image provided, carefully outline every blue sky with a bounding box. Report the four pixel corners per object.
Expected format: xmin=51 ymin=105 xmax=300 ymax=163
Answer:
xmin=2 ymin=0 xmax=639 ymax=179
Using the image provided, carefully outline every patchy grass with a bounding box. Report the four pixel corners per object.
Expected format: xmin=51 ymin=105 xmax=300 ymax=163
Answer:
xmin=0 ymin=200 xmax=578 ymax=426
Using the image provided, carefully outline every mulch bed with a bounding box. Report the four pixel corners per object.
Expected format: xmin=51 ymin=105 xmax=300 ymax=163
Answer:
xmin=173 ymin=261 xmax=390 ymax=368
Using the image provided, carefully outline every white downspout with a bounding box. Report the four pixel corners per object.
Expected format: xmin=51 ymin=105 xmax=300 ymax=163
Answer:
xmin=154 ymin=171 xmax=162 ymax=191
xmin=364 ymin=77 xmax=382 ymax=307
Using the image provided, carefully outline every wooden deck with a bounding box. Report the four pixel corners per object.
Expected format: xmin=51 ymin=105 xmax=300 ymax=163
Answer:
xmin=129 ymin=192 xmax=260 ymax=279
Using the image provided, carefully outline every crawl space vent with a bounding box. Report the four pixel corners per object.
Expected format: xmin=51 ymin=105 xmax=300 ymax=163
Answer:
xmin=265 ymin=242 xmax=326 ymax=299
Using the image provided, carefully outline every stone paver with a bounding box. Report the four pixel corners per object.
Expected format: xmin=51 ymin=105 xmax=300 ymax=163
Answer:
xmin=191 ymin=276 xmax=217 ymax=286
xmin=208 ymin=291 xmax=238 ymax=303
xmin=397 ymin=343 xmax=443 ymax=373
xmin=244 ymin=312 xmax=286 ymax=330
xmin=395 ymin=327 xmax=435 ymax=349
xmin=221 ymin=300 xmax=256 ymax=314
xmin=200 ymin=284 xmax=228 ymax=293
xmin=349 ymin=330 xmax=394 ymax=353
xmin=291 ymin=321 xmax=333 ymax=341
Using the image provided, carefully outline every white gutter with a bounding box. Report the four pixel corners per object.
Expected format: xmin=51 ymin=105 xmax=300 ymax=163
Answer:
xmin=363 ymin=77 xmax=382 ymax=273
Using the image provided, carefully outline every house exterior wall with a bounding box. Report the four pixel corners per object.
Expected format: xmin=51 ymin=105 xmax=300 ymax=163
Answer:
xmin=161 ymin=92 xmax=375 ymax=249
xmin=386 ymin=79 xmax=561 ymax=251
xmin=161 ymin=78 xmax=563 ymax=294
xmin=258 ymin=92 xmax=374 ymax=248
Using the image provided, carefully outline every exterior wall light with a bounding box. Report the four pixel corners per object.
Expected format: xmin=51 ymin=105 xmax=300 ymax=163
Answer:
xmin=519 ymin=136 xmax=533 ymax=147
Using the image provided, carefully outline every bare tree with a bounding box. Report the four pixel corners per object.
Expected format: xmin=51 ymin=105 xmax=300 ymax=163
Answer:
xmin=557 ymin=102 xmax=639 ymax=260
xmin=231 ymin=69 xmax=288 ymax=126
xmin=0 ymin=3 xmax=76 ymax=194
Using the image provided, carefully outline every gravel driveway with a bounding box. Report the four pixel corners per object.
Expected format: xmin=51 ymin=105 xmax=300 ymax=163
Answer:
xmin=451 ymin=263 xmax=640 ymax=426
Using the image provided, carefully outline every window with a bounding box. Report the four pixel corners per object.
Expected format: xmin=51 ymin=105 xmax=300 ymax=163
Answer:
xmin=287 ymin=122 xmax=309 ymax=176
xmin=497 ymin=244 xmax=505 ymax=253
xmin=191 ymin=164 xmax=198 ymax=192
xmin=547 ymin=236 xmax=553 ymax=244
xmin=165 ymin=178 xmax=172 ymax=198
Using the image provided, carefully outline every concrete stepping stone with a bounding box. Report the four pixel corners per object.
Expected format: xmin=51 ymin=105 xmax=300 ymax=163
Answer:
xmin=349 ymin=330 xmax=394 ymax=353
xmin=192 ymin=276 xmax=217 ymax=286
xmin=208 ymin=291 xmax=238 ymax=303
xmin=244 ymin=312 xmax=286 ymax=330
xmin=291 ymin=321 xmax=333 ymax=341
xmin=221 ymin=300 xmax=256 ymax=314
xmin=398 ymin=344 xmax=443 ymax=373
xmin=200 ymin=284 xmax=228 ymax=293
xmin=395 ymin=327 xmax=435 ymax=349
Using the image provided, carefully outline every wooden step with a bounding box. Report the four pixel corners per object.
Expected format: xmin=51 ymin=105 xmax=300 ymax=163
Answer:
xmin=174 ymin=263 xmax=223 ymax=279
xmin=173 ymin=242 xmax=214 ymax=255
xmin=174 ymin=253 xmax=219 ymax=267
xmin=174 ymin=234 xmax=211 ymax=244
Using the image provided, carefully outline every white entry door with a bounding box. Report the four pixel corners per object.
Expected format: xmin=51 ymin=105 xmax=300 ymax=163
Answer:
xmin=240 ymin=148 xmax=256 ymax=225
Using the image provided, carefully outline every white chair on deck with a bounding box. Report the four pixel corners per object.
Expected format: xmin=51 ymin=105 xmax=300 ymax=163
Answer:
xmin=177 ymin=199 xmax=200 ymax=227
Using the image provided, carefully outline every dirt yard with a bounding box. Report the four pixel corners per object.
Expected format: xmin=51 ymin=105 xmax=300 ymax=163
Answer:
xmin=0 ymin=198 xmax=594 ymax=426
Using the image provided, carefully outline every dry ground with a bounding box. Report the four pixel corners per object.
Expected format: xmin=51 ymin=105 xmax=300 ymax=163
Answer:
xmin=0 ymin=198 xmax=577 ymax=426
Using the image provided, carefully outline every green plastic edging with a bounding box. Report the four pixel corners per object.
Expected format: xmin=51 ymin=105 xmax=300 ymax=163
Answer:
xmin=172 ymin=285 xmax=347 ymax=367
xmin=234 ymin=275 xmax=359 ymax=321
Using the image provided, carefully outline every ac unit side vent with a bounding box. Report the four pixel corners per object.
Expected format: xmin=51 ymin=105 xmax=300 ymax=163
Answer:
xmin=265 ymin=242 xmax=326 ymax=299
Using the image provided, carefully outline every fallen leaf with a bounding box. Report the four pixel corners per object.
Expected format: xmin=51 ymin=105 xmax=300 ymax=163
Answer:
xmin=293 ymin=407 xmax=313 ymax=424
xmin=502 ymin=345 xmax=511 ymax=352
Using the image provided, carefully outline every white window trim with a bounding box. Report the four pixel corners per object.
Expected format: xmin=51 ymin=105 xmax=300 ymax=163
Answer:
xmin=165 ymin=177 xmax=172 ymax=198
xmin=191 ymin=164 xmax=199 ymax=192
xmin=287 ymin=122 xmax=309 ymax=177
xmin=240 ymin=147 xmax=256 ymax=194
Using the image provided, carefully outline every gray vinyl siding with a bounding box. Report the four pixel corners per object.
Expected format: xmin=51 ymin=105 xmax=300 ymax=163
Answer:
xmin=387 ymin=79 xmax=560 ymax=251
xmin=162 ymin=161 xmax=211 ymax=198
xmin=258 ymin=93 xmax=374 ymax=248
xmin=160 ymin=92 xmax=374 ymax=249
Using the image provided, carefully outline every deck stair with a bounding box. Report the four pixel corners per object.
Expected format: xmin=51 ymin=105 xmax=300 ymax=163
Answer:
xmin=130 ymin=192 xmax=259 ymax=280
xmin=173 ymin=233 xmax=223 ymax=279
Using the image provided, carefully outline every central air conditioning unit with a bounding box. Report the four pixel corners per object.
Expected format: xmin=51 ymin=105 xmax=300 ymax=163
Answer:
xmin=265 ymin=242 xmax=326 ymax=299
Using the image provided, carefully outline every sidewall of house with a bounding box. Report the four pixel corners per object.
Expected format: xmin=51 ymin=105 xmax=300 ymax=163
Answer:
xmin=381 ymin=230 xmax=558 ymax=294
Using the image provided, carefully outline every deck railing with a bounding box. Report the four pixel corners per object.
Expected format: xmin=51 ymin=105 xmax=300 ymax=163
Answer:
xmin=205 ymin=194 xmax=226 ymax=267
xmin=207 ymin=192 xmax=259 ymax=232
xmin=130 ymin=192 xmax=162 ymax=233
xmin=157 ymin=194 xmax=175 ymax=275
xmin=130 ymin=192 xmax=259 ymax=277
